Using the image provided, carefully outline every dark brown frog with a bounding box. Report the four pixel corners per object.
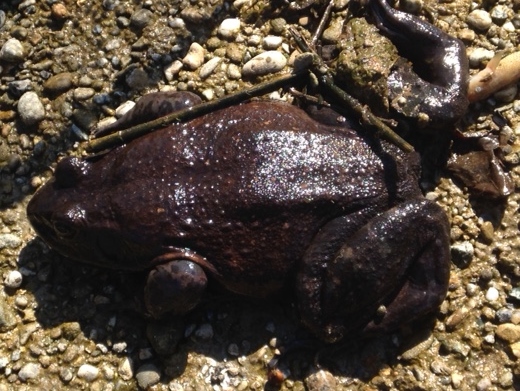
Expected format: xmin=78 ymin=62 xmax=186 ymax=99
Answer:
xmin=27 ymin=95 xmax=450 ymax=343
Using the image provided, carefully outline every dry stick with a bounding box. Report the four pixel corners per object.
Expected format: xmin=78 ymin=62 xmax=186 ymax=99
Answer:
xmin=289 ymin=27 xmax=415 ymax=153
xmin=86 ymin=72 xmax=305 ymax=153
xmin=311 ymin=0 xmax=335 ymax=47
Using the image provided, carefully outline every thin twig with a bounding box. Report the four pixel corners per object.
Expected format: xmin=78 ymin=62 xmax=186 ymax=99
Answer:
xmin=311 ymin=0 xmax=335 ymax=47
xmin=290 ymin=27 xmax=415 ymax=153
xmin=86 ymin=72 xmax=306 ymax=153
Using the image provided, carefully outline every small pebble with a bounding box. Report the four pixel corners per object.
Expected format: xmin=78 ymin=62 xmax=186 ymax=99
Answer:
xmin=496 ymin=323 xmax=520 ymax=343
xmin=43 ymin=72 xmax=74 ymax=94
xmin=164 ymin=60 xmax=183 ymax=81
xmin=17 ymin=92 xmax=45 ymax=126
xmin=135 ymin=363 xmax=161 ymax=389
xmin=485 ymin=287 xmax=499 ymax=302
xmin=51 ymin=3 xmax=69 ymax=20
xmin=450 ymin=241 xmax=474 ymax=268
xmin=130 ymin=8 xmax=153 ymax=30
xmin=73 ymin=87 xmax=95 ymax=101
xmin=468 ymin=48 xmax=494 ymax=68
xmin=8 ymin=80 xmax=32 ymax=98
xmin=77 ymin=364 xmax=99 ymax=381
xmin=476 ymin=378 xmax=492 ymax=391
xmin=242 ymin=51 xmax=287 ymax=77
xmin=18 ymin=362 xmax=40 ymax=381
xmin=0 ymin=38 xmax=25 ymax=63
xmin=4 ymin=271 xmax=22 ymax=289
xmin=182 ymin=42 xmax=205 ymax=70
xmin=199 ymin=57 xmax=222 ymax=79
xmin=490 ymin=5 xmax=509 ymax=25
xmin=263 ymin=35 xmax=283 ymax=49
xmin=496 ymin=308 xmax=512 ymax=323
xmin=218 ymin=18 xmax=241 ymax=39
xmin=0 ymin=234 xmax=22 ymax=249
xmin=118 ymin=357 xmax=134 ymax=381
xmin=466 ymin=10 xmax=493 ymax=31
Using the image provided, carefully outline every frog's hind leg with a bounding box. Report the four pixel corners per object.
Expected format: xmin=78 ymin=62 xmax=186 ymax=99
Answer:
xmin=296 ymin=199 xmax=450 ymax=343
xmin=367 ymin=0 xmax=469 ymax=126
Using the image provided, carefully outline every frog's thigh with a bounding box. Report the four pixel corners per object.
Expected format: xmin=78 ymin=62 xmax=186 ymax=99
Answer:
xmin=297 ymin=199 xmax=450 ymax=343
xmin=144 ymin=260 xmax=208 ymax=319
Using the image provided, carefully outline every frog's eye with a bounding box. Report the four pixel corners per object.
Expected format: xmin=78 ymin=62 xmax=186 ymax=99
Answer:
xmin=55 ymin=157 xmax=90 ymax=188
xmin=53 ymin=221 xmax=77 ymax=239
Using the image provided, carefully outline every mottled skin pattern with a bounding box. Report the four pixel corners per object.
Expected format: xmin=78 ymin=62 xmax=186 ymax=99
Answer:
xmin=27 ymin=98 xmax=450 ymax=343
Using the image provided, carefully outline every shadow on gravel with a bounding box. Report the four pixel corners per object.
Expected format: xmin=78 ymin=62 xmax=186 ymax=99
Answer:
xmin=16 ymin=237 xmax=430 ymax=387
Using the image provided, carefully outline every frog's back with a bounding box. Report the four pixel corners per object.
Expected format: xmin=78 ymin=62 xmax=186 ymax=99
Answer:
xmin=97 ymin=101 xmax=418 ymax=296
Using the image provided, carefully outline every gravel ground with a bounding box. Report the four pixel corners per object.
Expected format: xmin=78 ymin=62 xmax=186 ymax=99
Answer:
xmin=1 ymin=0 xmax=520 ymax=390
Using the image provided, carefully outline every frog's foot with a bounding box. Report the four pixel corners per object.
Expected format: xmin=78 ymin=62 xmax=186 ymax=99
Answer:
xmin=93 ymin=91 xmax=202 ymax=138
xmin=368 ymin=0 xmax=468 ymax=127
xmin=297 ymin=199 xmax=450 ymax=343
xmin=144 ymin=259 xmax=208 ymax=318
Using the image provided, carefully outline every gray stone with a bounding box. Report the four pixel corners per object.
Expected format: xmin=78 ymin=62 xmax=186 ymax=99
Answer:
xmin=0 ymin=234 xmax=22 ymax=249
xmin=467 ymin=10 xmax=492 ymax=31
xmin=242 ymin=51 xmax=286 ymax=77
xmin=0 ymin=38 xmax=25 ymax=63
xmin=18 ymin=362 xmax=40 ymax=381
xmin=136 ymin=363 xmax=161 ymax=389
xmin=17 ymin=91 xmax=45 ymax=125
xmin=130 ymin=9 xmax=153 ymax=30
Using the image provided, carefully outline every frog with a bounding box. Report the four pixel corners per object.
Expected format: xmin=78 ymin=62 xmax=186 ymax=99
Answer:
xmin=27 ymin=93 xmax=450 ymax=343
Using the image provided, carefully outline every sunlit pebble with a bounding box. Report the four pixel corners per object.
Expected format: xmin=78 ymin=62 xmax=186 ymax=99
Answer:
xmin=218 ymin=18 xmax=241 ymax=39
xmin=4 ymin=270 xmax=22 ymax=288
xmin=486 ymin=287 xmax=499 ymax=301
xmin=51 ymin=3 xmax=69 ymax=20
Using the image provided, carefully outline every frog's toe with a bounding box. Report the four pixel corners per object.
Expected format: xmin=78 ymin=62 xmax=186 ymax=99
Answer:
xmin=144 ymin=260 xmax=208 ymax=318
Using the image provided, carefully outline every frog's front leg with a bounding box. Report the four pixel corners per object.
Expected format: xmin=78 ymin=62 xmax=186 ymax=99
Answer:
xmin=144 ymin=251 xmax=210 ymax=318
xmin=296 ymin=199 xmax=450 ymax=343
xmin=93 ymin=91 xmax=202 ymax=137
xmin=368 ymin=0 xmax=469 ymax=127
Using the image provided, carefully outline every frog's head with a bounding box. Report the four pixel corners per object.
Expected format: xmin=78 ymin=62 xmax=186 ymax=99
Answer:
xmin=27 ymin=156 xmax=130 ymax=268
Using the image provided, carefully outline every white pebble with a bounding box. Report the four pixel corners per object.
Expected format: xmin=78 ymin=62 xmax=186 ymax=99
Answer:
xmin=199 ymin=57 xmax=222 ymax=79
xmin=73 ymin=87 xmax=95 ymax=101
xmin=485 ymin=287 xmax=499 ymax=302
xmin=0 ymin=233 xmax=22 ymax=249
xmin=182 ymin=42 xmax=205 ymax=70
xmin=4 ymin=270 xmax=22 ymax=289
xmin=18 ymin=91 xmax=45 ymax=125
xmin=0 ymin=38 xmax=25 ymax=62
xmin=468 ymin=48 xmax=494 ymax=68
xmin=467 ymin=10 xmax=492 ymax=31
xmin=168 ymin=17 xmax=185 ymax=29
xmin=218 ymin=18 xmax=241 ymax=39
xmin=201 ymin=88 xmax=215 ymax=101
xmin=263 ymin=35 xmax=283 ymax=49
xmin=118 ymin=357 xmax=134 ymax=381
xmin=77 ymin=364 xmax=99 ymax=382
xmin=242 ymin=51 xmax=287 ymax=77
xmin=18 ymin=363 xmax=40 ymax=382
xmin=115 ymin=100 xmax=136 ymax=118
xmin=136 ymin=363 xmax=161 ymax=389
xmin=164 ymin=60 xmax=183 ymax=81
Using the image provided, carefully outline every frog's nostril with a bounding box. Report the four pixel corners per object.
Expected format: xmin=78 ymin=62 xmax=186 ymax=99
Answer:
xmin=54 ymin=157 xmax=90 ymax=188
